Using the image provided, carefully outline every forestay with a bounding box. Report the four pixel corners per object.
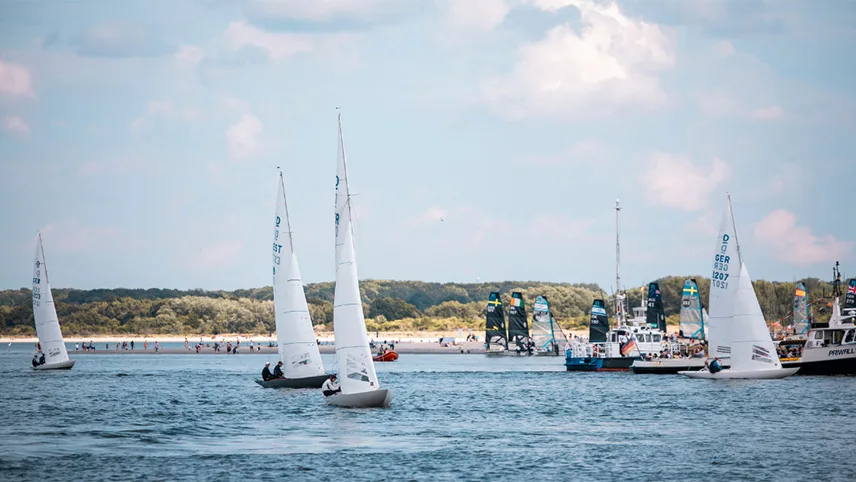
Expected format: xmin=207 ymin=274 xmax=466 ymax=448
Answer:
xmin=32 ymin=235 xmax=70 ymax=365
xmin=272 ymin=173 xmax=325 ymax=379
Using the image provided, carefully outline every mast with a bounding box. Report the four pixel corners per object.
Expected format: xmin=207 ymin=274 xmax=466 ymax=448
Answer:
xmin=615 ymin=199 xmax=625 ymax=325
xmin=278 ymin=171 xmax=295 ymax=253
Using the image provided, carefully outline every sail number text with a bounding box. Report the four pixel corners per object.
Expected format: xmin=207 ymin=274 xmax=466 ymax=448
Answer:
xmin=712 ymin=234 xmax=731 ymax=289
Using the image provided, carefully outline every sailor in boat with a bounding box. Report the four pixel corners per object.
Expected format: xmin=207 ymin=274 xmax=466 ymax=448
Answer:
xmin=709 ymin=357 xmax=723 ymax=374
xmin=32 ymin=351 xmax=46 ymax=367
xmin=321 ymin=374 xmax=341 ymax=397
xmin=261 ymin=362 xmax=273 ymax=381
xmin=272 ymin=361 xmax=285 ymax=379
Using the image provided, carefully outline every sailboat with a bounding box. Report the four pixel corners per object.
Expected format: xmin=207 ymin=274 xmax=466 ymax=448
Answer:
xmin=531 ymin=295 xmax=569 ymax=356
xmin=506 ymin=292 xmax=531 ymax=355
xmin=680 ymin=196 xmax=798 ymax=379
xmin=791 ymin=283 xmax=810 ymax=335
xmin=680 ymin=279 xmax=708 ymax=340
xmin=255 ymin=172 xmax=329 ymax=389
xmin=484 ymin=292 xmax=509 ymax=355
xmin=31 ymin=234 xmax=74 ymax=370
xmin=325 ymin=112 xmax=391 ymax=408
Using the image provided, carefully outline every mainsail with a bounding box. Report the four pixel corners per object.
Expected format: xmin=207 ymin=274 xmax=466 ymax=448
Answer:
xmin=680 ymin=279 xmax=706 ymax=340
xmin=707 ymin=198 xmax=737 ymax=360
xmin=273 ymin=173 xmax=325 ymax=379
xmin=844 ymin=278 xmax=856 ymax=322
xmin=32 ymin=234 xmax=70 ymax=366
xmin=506 ymin=291 xmax=529 ymax=347
xmin=485 ymin=292 xmax=507 ymax=350
xmin=792 ymin=282 xmax=809 ymax=334
xmin=646 ymin=282 xmax=666 ymax=332
xmin=589 ymin=299 xmax=609 ymax=343
xmin=333 ymin=113 xmax=381 ymax=396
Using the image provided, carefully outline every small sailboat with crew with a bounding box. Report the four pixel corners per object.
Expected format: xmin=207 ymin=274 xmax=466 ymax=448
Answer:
xmin=484 ymin=292 xmax=509 ymax=356
xmin=680 ymin=195 xmax=798 ymax=379
xmin=324 ymin=111 xmax=391 ymax=408
xmin=531 ymin=295 xmax=570 ymax=356
xmin=781 ymin=263 xmax=856 ymax=375
xmin=31 ymin=233 xmax=74 ymax=370
xmin=256 ymin=172 xmax=329 ymax=389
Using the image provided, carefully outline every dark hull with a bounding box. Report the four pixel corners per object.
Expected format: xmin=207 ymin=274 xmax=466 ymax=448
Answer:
xmin=784 ymin=357 xmax=856 ymax=375
xmin=565 ymin=356 xmax=638 ymax=372
xmin=254 ymin=374 xmax=331 ymax=389
xmin=631 ymin=358 xmax=709 ymax=375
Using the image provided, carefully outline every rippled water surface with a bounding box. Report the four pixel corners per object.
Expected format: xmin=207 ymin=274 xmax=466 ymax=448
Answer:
xmin=1 ymin=344 xmax=854 ymax=481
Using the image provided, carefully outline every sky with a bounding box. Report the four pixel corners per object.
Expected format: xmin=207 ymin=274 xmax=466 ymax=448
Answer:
xmin=0 ymin=0 xmax=854 ymax=292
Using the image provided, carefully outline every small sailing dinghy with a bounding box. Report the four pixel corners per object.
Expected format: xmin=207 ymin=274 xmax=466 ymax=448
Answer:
xmin=255 ymin=173 xmax=329 ymax=389
xmin=325 ymin=112 xmax=391 ymax=408
xmin=31 ymin=234 xmax=74 ymax=370
xmin=531 ymin=295 xmax=569 ymax=356
xmin=507 ymin=292 xmax=532 ymax=355
xmin=680 ymin=196 xmax=798 ymax=379
xmin=484 ymin=292 xmax=510 ymax=356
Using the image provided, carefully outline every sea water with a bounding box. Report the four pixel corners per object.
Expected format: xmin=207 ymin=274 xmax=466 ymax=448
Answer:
xmin=1 ymin=346 xmax=854 ymax=481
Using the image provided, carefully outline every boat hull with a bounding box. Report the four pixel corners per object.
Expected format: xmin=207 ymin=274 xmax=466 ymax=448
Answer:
xmin=254 ymin=374 xmax=331 ymax=389
xmin=565 ymin=356 xmax=638 ymax=372
xmin=679 ymin=367 xmax=799 ymax=379
xmin=32 ymin=360 xmax=75 ymax=371
xmin=325 ymin=389 xmax=392 ymax=408
xmin=631 ymin=358 xmax=708 ymax=374
xmin=532 ymin=350 xmax=560 ymax=357
xmin=783 ymin=356 xmax=856 ymax=375
xmin=372 ymin=351 xmax=398 ymax=362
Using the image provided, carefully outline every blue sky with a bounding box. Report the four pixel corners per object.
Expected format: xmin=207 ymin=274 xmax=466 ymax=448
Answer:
xmin=0 ymin=0 xmax=854 ymax=291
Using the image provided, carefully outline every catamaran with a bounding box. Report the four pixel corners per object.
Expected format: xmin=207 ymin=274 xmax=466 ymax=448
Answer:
xmin=325 ymin=112 xmax=391 ymax=408
xmin=255 ymin=172 xmax=329 ymax=389
xmin=781 ymin=264 xmax=856 ymax=374
xmin=531 ymin=295 xmax=569 ymax=356
xmin=680 ymin=195 xmax=798 ymax=379
xmin=631 ymin=280 xmax=709 ymax=374
xmin=31 ymin=234 xmax=74 ymax=370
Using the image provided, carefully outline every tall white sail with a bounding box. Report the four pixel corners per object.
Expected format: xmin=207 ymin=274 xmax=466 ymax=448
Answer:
xmin=333 ymin=113 xmax=381 ymax=396
xmin=32 ymin=234 xmax=70 ymax=365
xmin=707 ymin=200 xmax=737 ymax=360
xmin=729 ymin=261 xmax=783 ymax=371
xmin=272 ymin=173 xmax=325 ymax=378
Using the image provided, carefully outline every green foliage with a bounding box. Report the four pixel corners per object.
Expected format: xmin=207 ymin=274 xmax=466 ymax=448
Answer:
xmin=0 ymin=276 xmax=838 ymax=336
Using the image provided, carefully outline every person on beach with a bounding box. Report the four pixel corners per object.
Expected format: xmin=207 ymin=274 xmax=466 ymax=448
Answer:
xmin=130 ymin=340 xmax=134 ymax=350
xmin=155 ymin=341 xmax=159 ymax=353
xmin=321 ymin=374 xmax=340 ymax=397
xmin=261 ymin=362 xmax=273 ymax=381
xmin=273 ymin=361 xmax=285 ymax=379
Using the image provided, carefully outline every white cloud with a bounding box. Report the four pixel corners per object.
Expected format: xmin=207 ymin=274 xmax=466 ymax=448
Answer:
xmin=754 ymin=210 xmax=853 ymax=267
xmin=130 ymin=100 xmax=174 ymax=132
xmin=641 ymin=152 xmax=731 ymax=212
xmin=523 ymin=140 xmax=606 ymax=166
xmin=2 ymin=115 xmax=30 ymax=136
xmin=223 ymin=21 xmax=314 ymax=60
xmin=0 ymin=60 xmax=35 ymax=98
xmin=175 ymin=45 xmax=205 ymax=65
xmin=483 ymin=0 xmax=674 ymax=120
xmin=444 ymin=0 xmax=511 ymax=32
xmin=227 ymin=113 xmax=264 ymax=159
xmin=750 ymin=105 xmax=785 ymax=121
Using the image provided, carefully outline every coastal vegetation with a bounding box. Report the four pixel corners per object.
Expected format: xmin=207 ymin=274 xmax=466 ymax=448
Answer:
xmin=0 ymin=277 xmax=840 ymax=336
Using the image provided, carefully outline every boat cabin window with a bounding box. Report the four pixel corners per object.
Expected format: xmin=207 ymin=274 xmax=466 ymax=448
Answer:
xmin=653 ymin=335 xmax=661 ymax=342
xmin=819 ymin=329 xmax=845 ymax=346
xmin=814 ymin=331 xmax=824 ymax=340
xmin=846 ymin=330 xmax=855 ymax=344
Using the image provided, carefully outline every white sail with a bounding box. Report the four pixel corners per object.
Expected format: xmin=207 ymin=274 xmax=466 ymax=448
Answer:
xmin=333 ymin=113 xmax=381 ymax=396
xmin=707 ymin=200 xmax=737 ymax=360
xmin=272 ymin=174 xmax=325 ymax=378
xmin=32 ymin=234 xmax=70 ymax=365
xmin=729 ymin=261 xmax=783 ymax=371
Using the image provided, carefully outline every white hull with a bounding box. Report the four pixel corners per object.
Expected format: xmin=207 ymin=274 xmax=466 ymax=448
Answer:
xmin=679 ymin=367 xmax=799 ymax=379
xmin=325 ymin=389 xmax=392 ymax=408
xmin=32 ymin=360 xmax=75 ymax=371
xmin=485 ymin=349 xmax=530 ymax=357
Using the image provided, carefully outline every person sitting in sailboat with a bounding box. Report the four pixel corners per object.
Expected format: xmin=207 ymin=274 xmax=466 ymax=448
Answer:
xmin=261 ymin=362 xmax=273 ymax=381
xmin=321 ymin=374 xmax=341 ymax=397
xmin=273 ymin=361 xmax=285 ymax=379
xmin=709 ymin=357 xmax=723 ymax=374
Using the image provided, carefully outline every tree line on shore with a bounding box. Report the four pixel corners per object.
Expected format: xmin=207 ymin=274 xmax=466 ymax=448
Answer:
xmin=0 ymin=277 xmax=839 ymax=337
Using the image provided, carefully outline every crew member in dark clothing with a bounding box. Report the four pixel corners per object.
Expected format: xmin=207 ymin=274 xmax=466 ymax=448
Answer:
xmin=32 ymin=354 xmax=39 ymax=367
xmin=709 ymin=357 xmax=723 ymax=374
xmin=39 ymin=353 xmax=45 ymax=365
xmin=261 ymin=362 xmax=273 ymax=381
xmin=321 ymin=374 xmax=341 ymax=397
xmin=273 ymin=361 xmax=285 ymax=379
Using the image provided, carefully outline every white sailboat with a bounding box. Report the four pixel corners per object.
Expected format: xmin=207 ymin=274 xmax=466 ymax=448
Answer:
xmin=325 ymin=112 xmax=391 ymax=408
xmin=256 ymin=172 xmax=328 ymax=389
xmin=681 ymin=196 xmax=798 ymax=379
xmin=31 ymin=234 xmax=74 ymax=370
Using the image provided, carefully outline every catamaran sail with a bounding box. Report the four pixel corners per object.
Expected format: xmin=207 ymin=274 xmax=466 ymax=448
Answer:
xmin=680 ymin=279 xmax=706 ymax=340
xmin=792 ymin=282 xmax=809 ymax=334
xmin=328 ymin=112 xmax=390 ymax=408
xmin=646 ymin=282 xmax=666 ymax=332
xmin=589 ymin=299 xmax=609 ymax=343
xmin=272 ymin=173 xmax=325 ymax=379
xmin=507 ymin=292 xmax=529 ymax=348
xmin=532 ymin=295 xmax=567 ymax=353
xmin=485 ymin=292 xmax=508 ymax=351
xmin=844 ymin=278 xmax=856 ymax=322
xmin=32 ymin=234 xmax=73 ymax=370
